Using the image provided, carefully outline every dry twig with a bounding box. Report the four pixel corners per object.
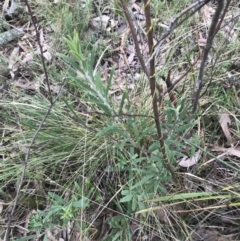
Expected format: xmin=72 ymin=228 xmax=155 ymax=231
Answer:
xmin=192 ymin=0 xmax=224 ymax=113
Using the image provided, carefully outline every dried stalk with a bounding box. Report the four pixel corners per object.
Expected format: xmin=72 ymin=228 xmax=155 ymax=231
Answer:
xmin=120 ymin=0 xmax=178 ymax=183
xmin=143 ymin=0 xmax=177 ymax=183
xmin=192 ymin=0 xmax=224 ymax=113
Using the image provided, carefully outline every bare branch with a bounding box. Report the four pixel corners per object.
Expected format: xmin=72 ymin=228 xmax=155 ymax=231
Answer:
xmin=4 ymin=81 xmax=65 ymax=241
xmin=143 ymin=0 xmax=178 ymax=183
xmin=120 ymin=0 xmax=149 ymax=77
xmin=23 ymin=0 xmax=53 ymax=104
xmin=148 ymin=0 xmax=211 ymax=64
xmin=192 ymin=0 xmax=224 ymax=113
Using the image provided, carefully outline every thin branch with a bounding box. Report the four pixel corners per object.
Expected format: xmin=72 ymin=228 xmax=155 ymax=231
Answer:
xmin=163 ymin=54 xmax=200 ymax=96
xmin=120 ymin=0 xmax=149 ymax=77
xmin=148 ymin=0 xmax=211 ymax=64
xmin=143 ymin=0 xmax=178 ymax=183
xmin=201 ymin=4 xmax=237 ymax=99
xmin=192 ymin=0 xmax=224 ymax=113
xmin=214 ymin=0 xmax=231 ymax=36
xmin=23 ymin=0 xmax=53 ymax=104
xmin=4 ymin=81 xmax=65 ymax=241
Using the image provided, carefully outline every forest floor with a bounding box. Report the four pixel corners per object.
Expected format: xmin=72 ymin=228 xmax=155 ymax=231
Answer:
xmin=0 ymin=0 xmax=240 ymax=240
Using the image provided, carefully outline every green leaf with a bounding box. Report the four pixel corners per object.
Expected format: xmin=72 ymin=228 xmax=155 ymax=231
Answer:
xmin=130 ymin=174 xmax=155 ymax=190
xmin=118 ymin=91 xmax=127 ymax=115
xmin=93 ymin=100 xmax=112 ymax=115
xmin=148 ymin=142 xmax=159 ymax=152
xmin=72 ymin=197 xmax=89 ymax=209
xmin=175 ymin=123 xmax=196 ymax=133
xmin=132 ymin=196 xmax=137 ymax=211
xmin=89 ymin=46 xmax=97 ymax=72
xmin=97 ymin=124 xmax=122 ymax=136
xmin=43 ymin=205 xmax=61 ymax=221
xmin=137 ymin=126 xmax=154 ymax=142
xmin=15 ymin=235 xmax=38 ymax=241
xmin=48 ymin=192 xmax=66 ymax=205
xmin=149 ymin=192 xmax=212 ymax=202
xmin=120 ymin=194 xmax=132 ymax=202
xmin=132 ymin=122 xmax=139 ymax=140
xmin=95 ymin=72 xmax=105 ymax=93
xmin=73 ymin=77 xmax=97 ymax=94
xmin=106 ymin=66 xmax=115 ymax=95
xmin=57 ymin=53 xmax=83 ymax=72
xmin=122 ymin=189 xmax=130 ymax=195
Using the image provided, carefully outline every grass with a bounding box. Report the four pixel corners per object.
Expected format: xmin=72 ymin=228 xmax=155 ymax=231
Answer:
xmin=0 ymin=0 xmax=240 ymax=240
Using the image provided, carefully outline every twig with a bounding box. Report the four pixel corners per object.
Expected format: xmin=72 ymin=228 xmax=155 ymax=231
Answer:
xmin=120 ymin=0 xmax=149 ymax=77
xmin=23 ymin=0 xmax=53 ymax=104
xmin=161 ymin=70 xmax=177 ymax=107
xmin=143 ymin=0 xmax=178 ymax=183
xmin=148 ymin=0 xmax=211 ymax=65
xmin=192 ymin=0 xmax=224 ymax=113
xmin=201 ymin=2 xmax=235 ymax=99
xmin=120 ymin=0 xmax=178 ymax=183
xmin=4 ymin=81 xmax=65 ymax=241
xmin=163 ymin=54 xmax=200 ymax=96
xmin=214 ymin=0 xmax=231 ymax=36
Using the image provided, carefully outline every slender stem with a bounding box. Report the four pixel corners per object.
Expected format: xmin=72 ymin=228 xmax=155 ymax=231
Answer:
xmin=143 ymin=0 xmax=177 ymax=183
xmin=120 ymin=0 xmax=149 ymax=77
xmin=192 ymin=0 xmax=224 ymax=113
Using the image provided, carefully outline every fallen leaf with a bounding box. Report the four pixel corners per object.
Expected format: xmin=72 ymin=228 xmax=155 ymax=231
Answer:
xmin=43 ymin=51 xmax=52 ymax=61
xmin=191 ymin=228 xmax=228 ymax=241
xmin=90 ymin=15 xmax=110 ymax=30
xmin=219 ymin=112 xmax=232 ymax=142
xmin=178 ymin=150 xmax=202 ymax=168
xmin=0 ymin=28 xmax=24 ymax=45
xmin=213 ymin=147 xmax=240 ymax=158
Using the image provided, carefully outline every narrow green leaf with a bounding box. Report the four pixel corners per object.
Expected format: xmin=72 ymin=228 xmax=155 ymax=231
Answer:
xmin=175 ymin=123 xmax=196 ymax=133
xmin=118 ymin=91 xmax=127 ymax=115
xmin=148 ymin=142 xmax=159 ymax=152
xmin=73 ymin=77 xmax=97 ymax=94
xmin=15 ymin=235 xmax=38 ymax=241
xmin=57 ymin=53 xmax=83 ymax=72
xmin=122 ymin=189 xmax=130 ymax=195
xmin=148 ymin=192 xmax=212 ymax=202
xmin=137 ymin=126 xmax=154 ymax=142
xmin=43 ymin=205 xmax=61 ymax=221
xmin=97 ymin=125 xmax=134 ymax=144
xmin=72 ymin=197 xmax=89 ymax=209
xmin=106 ymin=66 xmax=115 ymax=95
xmin=120 ymin=194 xmax=132 ymax=203
xmin=48 ymin=192 xmax=66 ymax=205
xmin=130 ymin=174 xmax=155 ymax=190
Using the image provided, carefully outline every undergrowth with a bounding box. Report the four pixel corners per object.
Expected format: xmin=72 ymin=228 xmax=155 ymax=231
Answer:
xmin=0 ymin=0 xmax=240 ymax=240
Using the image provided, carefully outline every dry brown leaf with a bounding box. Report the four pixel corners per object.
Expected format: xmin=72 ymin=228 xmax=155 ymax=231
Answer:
xmin=22 ymin=53 xmax=33 ymax=63
xmin=2 ymin=0 xmax=10 ymax=13
xmin=14 ymin=78 xmax=40 ymax=91
xmin=213 ymin=147 xmax=240 ymax=158
xmin=178 ymin=150 xmax=202 ymax=168
xmin=43 ymin=51 xmax=52 ymax=61
xmin=202 ymin=5 xmax=213 ymax=24
xmin=90 ymin=15 xmax=110 ymax=30
xmin=219 ymin=112 xmax=232 ymax=142
xmin=191 ymin=228 xmax=229 ymax=241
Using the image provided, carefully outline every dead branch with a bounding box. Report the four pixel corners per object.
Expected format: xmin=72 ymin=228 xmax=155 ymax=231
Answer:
xmin=192 ymin=0 xmax=224 ymax=113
